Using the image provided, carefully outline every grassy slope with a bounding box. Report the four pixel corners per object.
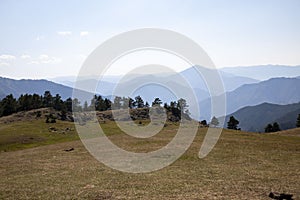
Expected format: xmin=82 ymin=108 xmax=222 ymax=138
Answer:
xmin=0 ymin=119 xmax=299 ymax=199
xmin=0 ymin=120 xmax=78 ymax=152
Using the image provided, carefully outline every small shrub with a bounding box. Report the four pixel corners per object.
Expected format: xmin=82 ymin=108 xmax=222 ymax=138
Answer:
xmin=46 ymin=113 xmax=56 ymax=123
xmin=35 ymin=111 xmax=42 ymax=118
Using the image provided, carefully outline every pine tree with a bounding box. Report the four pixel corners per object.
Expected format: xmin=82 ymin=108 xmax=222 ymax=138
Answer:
xmin=53 ymin=94 xmax=63 ymax=111
xmin=134 ymin=96 xmax=144 ymax=108
xmin=265 ymin=123 xmax=273 ymax=133
xmin=43 ymin=91 xmax=53 ymax=107
xmin=265 ymin=122 xmax=281 ymax=133
xmin=227 ymin=116 xmax=239 ymax=130
xmin=297 ymin=114 xmax=300 ymax=127
xmin=104 ymin=98 xmax=111 ymax=110
xmin=152 ymin=98 xmax=162 ymax=107
xmin=64 ymin=98 xmax=73 ymax=112
xmin=272 ymin=122 xmax=281 ymax=132
xmin=128 ymin=98 xmax=135 ymax=109
xmin=145 ymin=102 xmax=150 ymax=108
xmin=0 ymin=94 xmax=17 ymax=117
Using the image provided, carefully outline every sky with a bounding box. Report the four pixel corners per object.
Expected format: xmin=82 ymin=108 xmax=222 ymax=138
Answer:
xmin=0 ymin=0 xmax=300 ymax=79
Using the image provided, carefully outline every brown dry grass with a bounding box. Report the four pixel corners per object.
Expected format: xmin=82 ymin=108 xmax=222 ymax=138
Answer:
xmin=0 ymin=121 xmax=299 ymax=199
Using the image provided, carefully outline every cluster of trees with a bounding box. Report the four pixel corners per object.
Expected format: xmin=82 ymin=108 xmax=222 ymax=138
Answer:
xmin=89 ymin=95 xmax=149 ymax=111
xmin=1 ymin=91 xmax=300 ymax=132
xmin=208 ymin=114 xmax=300 ymax=133
xmin=87 ymin=95 xmax=190 ymax=119
xmin=264 ymin=122 xmax=281 ymax=133
xmin=204 ymin=116 xmax=240 ymax=130
xmin=0 ymin=92 xmax=71 ymax=117
xmin=163 ymin=98 xmax=190 ymax=120
xmin=0 ymin=92 xmax=111 ymax=117
xmin=263 ymin=115 xmax=300 ymax=133
xmin=0 ymin=91 xmax=190 ymax=121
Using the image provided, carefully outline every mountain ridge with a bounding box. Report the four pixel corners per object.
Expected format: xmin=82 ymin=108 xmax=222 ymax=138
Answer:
xmin=221 ymin=64 xmax=300 ymax=80
xmin=199 ymin=77 xmax=300 ymax=120
xmin=223 ymin=102 xmax=300 ymax=132
xmin=0 ymin=76 xmax=74 ymax=100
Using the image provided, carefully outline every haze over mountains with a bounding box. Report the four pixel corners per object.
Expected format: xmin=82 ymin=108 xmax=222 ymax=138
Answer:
xmin=0 ymin=77 xmax=94 ymax=102
xmin=0 ymin=77 xmax=74 ymax=100
xmin=221 ymin=65 xmax=300 ymax=80
xmin=1 ymin=65 xmax=300 ymax=132
xmin=49 ymin=66 xmax=259 ymax=100
xmin=199 ymin=77 xmax=300 ymax=120
xmin=223 ymin=102 xmax=300 ymax=132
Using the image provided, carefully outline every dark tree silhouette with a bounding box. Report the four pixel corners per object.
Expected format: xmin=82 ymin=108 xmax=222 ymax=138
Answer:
xmin=297 ymin=114 xmax=300 ymax=127
xmin=272 ymin=122 xmax=281 ymax=132
xmin=177 ymin=98 xmax=187 ymax=111
xmin=200 ymin=120 xmax=207 ymax=126
xmin=264 ymin=122 xmax=281 ymax=133
xmin=43 ymin=91 xmax=53 ymax=107
xmin=227 ymin=116 xmax=239 ymax=130
xmin=134 ymin=96 xmax=144 ymax=108
xmin=265 ymin=124 xmax=273 ymax=133
xmin=32 ymin=94 xmax=43 ymax=109
xmin=64 ymin=98 xmax=73 ymax=112
xmin=53 ymin=94 xmax=63 ymax=111
xmin=152 ymin=98 xmax=162 ymax=107
xmin=104 ymin=98 xmax=111 ymax=110
xmin=0 ymin=94 xmax=17 ymax=116
xmin=128 ymin=97 xmax=135 ymax=109
xmin=17 ymin=94 xmax=31 ymax=111
xmin=145 ymin=101 xmax=150 ymax=108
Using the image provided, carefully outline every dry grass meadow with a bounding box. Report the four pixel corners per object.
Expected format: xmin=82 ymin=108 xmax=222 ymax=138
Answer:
xmin=0 ymin=118 xmax=299 ymax=199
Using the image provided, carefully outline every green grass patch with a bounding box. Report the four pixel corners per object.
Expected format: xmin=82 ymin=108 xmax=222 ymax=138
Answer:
xmin=0 ymin=120 xmax=79 ymax=152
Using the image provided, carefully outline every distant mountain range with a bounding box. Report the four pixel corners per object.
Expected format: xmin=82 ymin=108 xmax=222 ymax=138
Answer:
xmin=49 ymin=66 xmax=259 ymax=103
xmin=1 ymin=65 xmax=300 ymax=132
xmin=0 ymin=77 xmax=74 ymax=99
xmin=223 ymin=102 xmax=300 ymax=132
xmin=221 ymin=65 xmax=300 ymax=80
xmin=0 ymin=77 xmax=93 ymax=102
xmin=199 ymin=77 xmax=300 ymax=120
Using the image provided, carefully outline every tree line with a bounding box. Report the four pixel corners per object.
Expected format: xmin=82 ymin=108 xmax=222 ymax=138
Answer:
xmin=0 ymin=91 xmax=77 ymax=117
xmin=0 ymin=91 xmax=190 ymax=120
xmin=1 ymin=91 xmax=300 ymax=132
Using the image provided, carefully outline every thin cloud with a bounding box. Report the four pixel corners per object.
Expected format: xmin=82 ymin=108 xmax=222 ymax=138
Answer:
xmin=28 ymin=54 xmax=62 ymax=65
xmin=0 ymin=54 xmax=16 ymax=61
xmin=28 ymin=60 xmax=40 ymax=65
xmin=57 ymin=31 xmax=72 ymax=36
xmin=0 ymin=62 xmax=10 ymax=66
xmin=80 ymin=31 xmax=89 ymax=36
xmin=0 ymin=54 xmax=16 ymax=66
xmin=21 ymin=54 xmax=31 ymax=59
xmin=38 ymin=54 xmax=62 ymax=64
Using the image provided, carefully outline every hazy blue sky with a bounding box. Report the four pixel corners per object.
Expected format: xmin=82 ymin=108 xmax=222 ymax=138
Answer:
xmin=0 ymin=0 xmax=299 ymax=79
